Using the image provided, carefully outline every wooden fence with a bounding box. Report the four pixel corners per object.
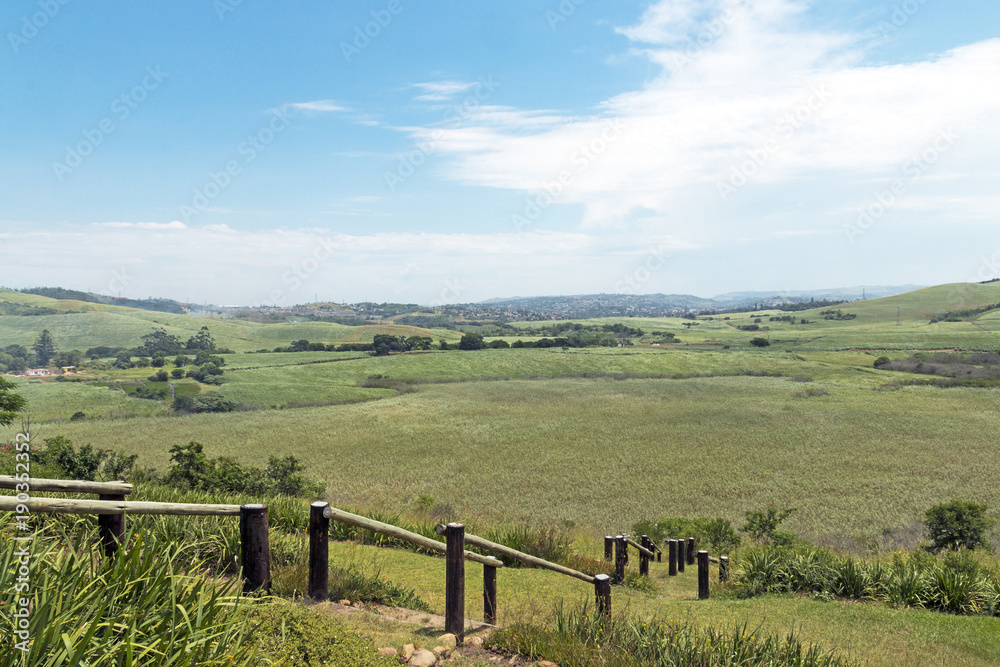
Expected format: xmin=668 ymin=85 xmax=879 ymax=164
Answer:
xmin=0 ymin=477 xmax=732 ymax=646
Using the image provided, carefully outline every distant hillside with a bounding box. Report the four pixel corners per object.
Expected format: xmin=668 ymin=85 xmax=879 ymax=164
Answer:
xmin=712 ymin=285 xmax=923 ymax=305
xmin=18 ymin=287 xmax=188 ymax=314
xmin=477 ymin=293 xmax=719 ymax=319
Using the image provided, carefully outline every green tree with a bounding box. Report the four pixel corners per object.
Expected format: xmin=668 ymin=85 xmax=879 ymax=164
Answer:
xmin=185 ymin=326 xmax=217 ymax=351
xmin=749 ymin=337 xmax=770 ymax=347
xmin=458 ymin=332 xmax=485 ymax=350
xmin=372 ymin=334 xmax=404 ymax=356
xmin=743 ymin=507 xmax=795 ymax=542
xmin=925 ymin=499 xmax=995 ymax=551
xmin=0 ymin=377 xmax=26 ymax=426
xmin=137 ymin=328 xmax=183 ymax=357
xmin=33 ymin=329 xmax=56 ymax=366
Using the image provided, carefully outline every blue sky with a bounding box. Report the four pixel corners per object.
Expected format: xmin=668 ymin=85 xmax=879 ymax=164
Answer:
xmin=1 ymin=0 xmax=998 ymax=306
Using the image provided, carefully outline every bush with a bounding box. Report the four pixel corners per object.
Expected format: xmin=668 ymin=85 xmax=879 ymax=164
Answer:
xmin=750 ymin=337 xmax=770 ymax=347
xmin=69 ymin=411 xmax=86 ymax=421
xmin=874 ymin=356 xmax=891 ymax=368
xmin=743 ymin=507 xmax=796 ymax=543
xmin=458 ymin=332 xmax=485 ymax=350
xmin=31 ymin=435 xmax=138 ymax=481
xmin=632 ymin=517 xmax=740 ymax=554
xmin=163 ymin=441 xmax=325 ymax=497
xmin=925 ymin=499 xmax=995 ymax=551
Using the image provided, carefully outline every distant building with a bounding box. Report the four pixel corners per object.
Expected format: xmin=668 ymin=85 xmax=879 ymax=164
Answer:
xmin=23 ymin=368 xmax=49 ymax=376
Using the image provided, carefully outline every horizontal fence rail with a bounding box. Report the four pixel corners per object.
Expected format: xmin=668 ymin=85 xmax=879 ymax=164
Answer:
xmin=436 ymin=523 xmax=595 ymax=584
xmin=0 ymin=496 xmax=241 ymax=516
xmin=325 ymin=506 xmax=504 ymax=568
xmin=0 ymin=476 xmax=133 ymax=496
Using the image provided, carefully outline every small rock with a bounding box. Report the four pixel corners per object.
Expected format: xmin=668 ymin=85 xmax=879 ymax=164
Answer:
xmin=408 ymin=648 xmax=437 ymax=667
xmin=438 ymin=633 xmax=458 ymax=649
xmin=378 ymin=647 xmax=399 ymax=658
xmin=432 ymin=646 xmax=450 ymax=659
xmin=339 ymin=599 xmax=351 ymax=606
xmin=538 ymin=661 xmax=558 ymax=667
xmin=402 ymin=643 xmax=416 ymax=660
xmin=468 ymin=636 xmax=484 ymax=648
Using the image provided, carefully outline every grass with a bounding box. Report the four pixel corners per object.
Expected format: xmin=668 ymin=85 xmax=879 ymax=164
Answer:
xmin=18 ymin=374 xmax=1000 ymax=547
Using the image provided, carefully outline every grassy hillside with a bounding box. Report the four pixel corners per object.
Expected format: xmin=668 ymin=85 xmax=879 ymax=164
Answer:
xmin=0 ymin=289 xmax=456 ymax=352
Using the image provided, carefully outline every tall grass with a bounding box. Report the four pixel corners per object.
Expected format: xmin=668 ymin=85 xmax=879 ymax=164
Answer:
xmin=0 ymin=522 xmax=255 ymax=666
xmin=487 ymin=600 xmax=853 ymax=667
xmin=733 ymin=546 xmax=1000 ymax=616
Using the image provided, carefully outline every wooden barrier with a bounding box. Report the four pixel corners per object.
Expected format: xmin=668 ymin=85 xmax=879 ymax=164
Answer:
xmin=668 ymin=539 xmax=678 ymax=576
xmin=97 ymin=493 xmax=126 ymax=557
xmin=613 ymin=535 xmax=626 ymax=585
xmin=604 ymin=535 xmax=614 ymax=561
xmin=444 ymin=523 xmax=465 ymax=643
xmin=697 ymin=550 xmax=709 ymax=599
xmin=483 ymin=557 xmax=498 ymax=626
xmin=0 ymin=496 xmax=241 ymax=516
xmin=677 ymin=538 xmax=685 ymax=573
xmin=240 ymin=504 xmax=271 ymax=595
xmin=0 ymin=476 xmax=132 ymax=495
xmin=594 ymin=574 xmax=611 ymax=619
xmin=442 ymin=526 xmax=591 ymax=584
xmin=309 ymin=501 xmax=330 ymax=601
xmin=329 ymin=508 xmax=503 ymax=568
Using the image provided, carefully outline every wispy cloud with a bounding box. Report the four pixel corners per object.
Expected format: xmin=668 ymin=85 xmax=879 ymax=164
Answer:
xmin=410 ymin=81 xmax=478 ymax=101
xmin=390 ymin=0 xmax=1000 ymax=235
xmin=276 ymin=99 xmax=347 ymax=114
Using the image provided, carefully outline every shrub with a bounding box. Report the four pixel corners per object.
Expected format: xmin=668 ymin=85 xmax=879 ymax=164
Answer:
xmin=170 ymin=367 xmax=186 ymax=379
xmin=163 ymin=441 xmax=325 ymax=497
xmin=750 ymin=337 xmax=770 ymax=347
xmin=874 ymin=356 xmax=891 ymax=368
xmin=632 ymin=517 xmax=740 ymax=554
xmin=925 ymin=499 xmax=994 ymax=551
xmin=743 ymin=507 xmax=796 ymax=543
xmin=69 ymin=411 xmax=86 ymax=421
xmin=458 ymin=332 xmax=485 ymax=350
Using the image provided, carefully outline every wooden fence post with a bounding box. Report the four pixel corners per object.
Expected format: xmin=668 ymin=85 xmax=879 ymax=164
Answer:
xmin=639 ymin=535 xmax=649 ymax=577
xmin=594 ymin=573 xmax=611 ymax=619
xmin=687 ymin=537 xmax=696 ymax=565
xmin=719 ymin=556 xmax=730 ymax=583
xmin=483 ymin=557 xmax=498 ymax=626
xmin=604 ymin=535 xmax=614 ymax=561
xmin=698 ymin=550 xmax=709 ymax=599
xmin=668 ymin=539 xmax=677 ymax=576
xmin=97 ymin=493 xmax=125 ymax=558
xmin=612 ymin=535 xmax=626 ymax=585
xmin=240 ymin=504 xmax=270 ymax=595
xmin=308 ymin=501 xmax=330 ymax=601
xmin=445 ymin=523 xmax=466 ymax=643
xmin=677 ymin=538 xmax=685 ymax=573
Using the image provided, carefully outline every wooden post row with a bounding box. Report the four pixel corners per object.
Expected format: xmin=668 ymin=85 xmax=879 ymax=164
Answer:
xmin=97 ymin=493 xmax=126 ymax=557
xmin=668 ymin=539 xmax=677 ymax=576
xmin=483 ymin=557 xmax=498 ymax=626
xmin=445 ymin=523 xmax=466 ymax=644
xmin=697 ymin=550 xmax=710 ymax=599
xmin=240 ymin=504 xmax=270 ymax=595
xmin=594 ymin=574 xmax=611 ymax=619
xmin=309 ymin=501 xmax=330 ymax=601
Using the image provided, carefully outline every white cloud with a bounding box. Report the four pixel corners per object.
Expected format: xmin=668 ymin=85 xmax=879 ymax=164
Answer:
xmin=393 ymin=0 xmax=1000 ymax=234
xmin=410 ymin=81 xmax=478 ymax=101
xmin=277 ymin=100 xmax=347 ymax=113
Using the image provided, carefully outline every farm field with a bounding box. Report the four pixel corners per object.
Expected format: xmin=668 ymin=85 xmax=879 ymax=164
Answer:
xmin=18 ymin=375 xmax=1000 ymax=546
xmin=4 ymin=283 xmax=1000 ymax=665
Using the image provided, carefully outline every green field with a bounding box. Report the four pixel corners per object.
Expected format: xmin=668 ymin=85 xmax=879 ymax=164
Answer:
xmin=4 ymin=283 xmax=1000 ymax=664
